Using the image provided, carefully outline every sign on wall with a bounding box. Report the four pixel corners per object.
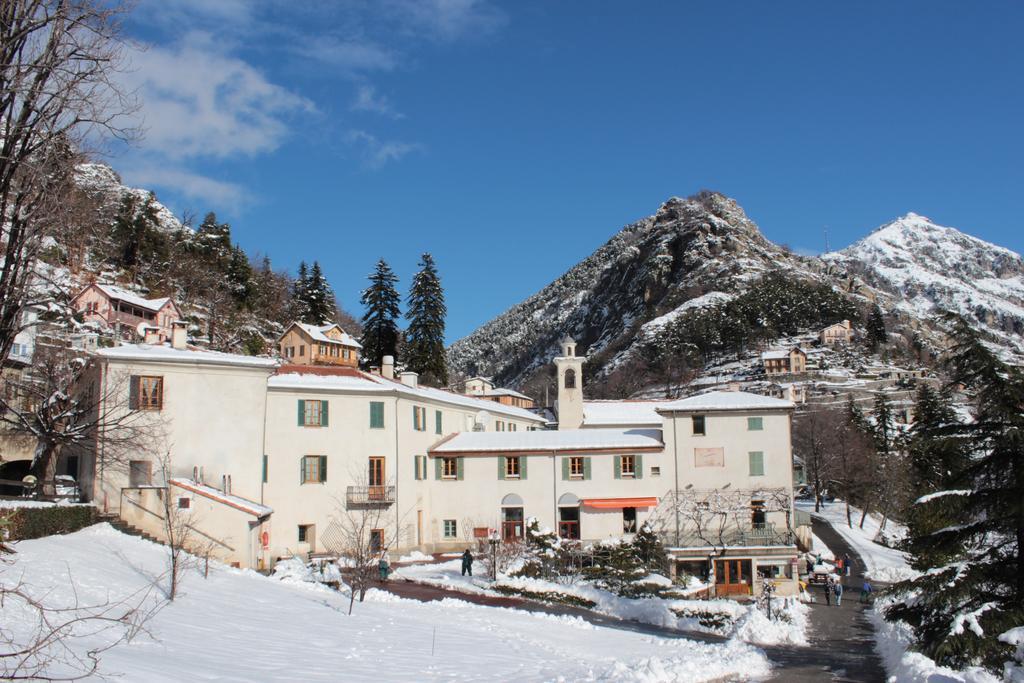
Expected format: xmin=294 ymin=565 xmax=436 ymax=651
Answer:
xmin=694 ymin=447 xmax=725 ymax=467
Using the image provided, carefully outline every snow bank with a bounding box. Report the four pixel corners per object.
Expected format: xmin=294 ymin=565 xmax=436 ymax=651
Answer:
xmin=2 ymin=525 xmax=774 ymax=681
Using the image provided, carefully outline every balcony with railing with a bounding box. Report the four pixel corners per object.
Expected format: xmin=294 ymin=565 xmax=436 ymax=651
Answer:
xmin=345 ymin=485 xmax=395 ymax=507
xmin=658 ymin=523 xmax=796 ymax=549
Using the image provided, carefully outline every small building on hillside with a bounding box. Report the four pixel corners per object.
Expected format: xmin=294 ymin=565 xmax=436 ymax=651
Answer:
xmin=462 ymin=376 xmax=535 ymax=409
xmin=761 ymin=347 xmax=807 ymax=376
xmin=464 ymin=376 xmax=494 ymax=396
xmin=820 ymin=320 xmax=853 ymax=345
xmin=277 ymin=322 xmax=361 ymax=367
xmin=71 ymin=283 xmax=182 ymax=342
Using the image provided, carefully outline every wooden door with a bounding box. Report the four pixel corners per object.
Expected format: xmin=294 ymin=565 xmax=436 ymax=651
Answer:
xmin=368 ymin=457 xmax=385 ymax=500
xmin=715 ymin=559 xmax=753 ymax=596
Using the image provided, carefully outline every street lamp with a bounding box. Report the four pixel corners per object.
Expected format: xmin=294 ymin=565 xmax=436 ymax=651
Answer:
xmin=488 ymin=530 xmax=501 ymax=581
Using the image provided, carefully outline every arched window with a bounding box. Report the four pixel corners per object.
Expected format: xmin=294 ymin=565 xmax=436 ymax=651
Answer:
xmin=564 ymin=368 xmax=576 ymax=389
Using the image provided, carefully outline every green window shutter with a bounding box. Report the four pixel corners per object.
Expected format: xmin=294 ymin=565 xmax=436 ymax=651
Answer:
xmin=749 ymin=451 xmax=764 ymax=476
xmin=420 ymin=455 xmax=427 ymax=480
xmin=456 ymin=457 xmax=465 ymax=481
xmin=129 ymin=376 xmax=140 ymax=409
xmin=320 ymin=455 xmax=328 ymax=482
xmin=521 ymin=456 xmax=528 ymax=480
xmin=584 ymin=457 xmax=592 ymax=480
xmin=562 ymin=457 xmax=570 ymax=481
xmin=297 ymin=399 xmax=305 ymax=426
xmin=635 ymin=454 xmax=644 ymax=479
xmin=435 ymin=457 xmax=442 ymax=480
xmin=300 ymin=456 xmax=305 ymax=484
xmin=748 ymin=416 xmax=763 ymax=431
xmin=614 ymin=455 xmax=622 ymax=479
xmin=321 ymin=400 xmax=329 ymax=427
xmin=262 ymin=454 xmax=268 ymax=483
xmin=498 ymin=456 xmax=505 ymax=480
xmin=436 ymin=410 xmax=442 ymax=435
xmin=370 ymin=402 xmax=384 ymax=428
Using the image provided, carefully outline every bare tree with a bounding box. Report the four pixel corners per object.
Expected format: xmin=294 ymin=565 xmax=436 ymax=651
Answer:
xmin=0 ymin=0 xmax=139 ymax=362
xmin=792 ymin=406 xmax=843 ymax=512
xmin=0 ymin=345 xmax=163 ymax=496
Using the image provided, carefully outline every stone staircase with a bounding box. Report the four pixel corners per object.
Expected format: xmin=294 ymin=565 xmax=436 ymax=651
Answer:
xmin=98 ymin=514 xmax=164 ymax=545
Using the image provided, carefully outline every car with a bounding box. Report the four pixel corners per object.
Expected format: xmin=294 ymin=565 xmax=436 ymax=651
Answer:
xmin=54 ymin=475 xmax=80 ymax=499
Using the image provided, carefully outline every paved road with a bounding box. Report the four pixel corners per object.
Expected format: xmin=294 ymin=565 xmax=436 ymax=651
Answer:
xmin=377 ymin=523 xmax=888 ymax=682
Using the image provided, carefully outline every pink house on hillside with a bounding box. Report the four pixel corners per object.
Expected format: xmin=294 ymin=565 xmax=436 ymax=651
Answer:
xmin=71 ymin=283 xmax=183 ymax=341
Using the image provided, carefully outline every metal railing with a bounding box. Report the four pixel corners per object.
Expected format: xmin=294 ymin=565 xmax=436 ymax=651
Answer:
xmin=345 ymin=486 xmax=395 ymax=507
xmin=658 ymin=523 xmax=796 ymax=549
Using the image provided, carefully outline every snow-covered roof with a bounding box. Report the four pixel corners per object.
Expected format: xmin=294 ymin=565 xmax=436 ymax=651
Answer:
xmin=92 ymin=283 xmax=174 ymax=312
xmin=582 ymin=401 xmax=667 ymax=427
xmin=430 ymin=428 xmax=664 ymax=455
xmin=761 ymin=348 xmax=804 ymax=360
xmin=97 ymin=343 xmax=279 ymax=369
xmin=291 ymin=322 xmax=362 ymax=349
xmin=487 ymin=388 xmax=533 ymax=401
xmin=656 ymin=390 xmax=794 ymax=413
xmin=268 ymin=370 xmax=545 ymax=423
xmin=170 ymin=479 xmax=273 ymax=517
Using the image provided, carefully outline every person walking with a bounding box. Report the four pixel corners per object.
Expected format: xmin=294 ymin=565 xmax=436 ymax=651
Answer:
xmin=860 ymin=579 xmax=873 ymax=603
xmin=461 ymin=548 xmax=474 ymax=577
xmin=824 ymin=578 xmax=832 ymax=606
xmin=844 ymin=554 xmax=852 ymax=577
xmin=378 ymin=554 xmax=391 ymax=583
xmin=834 ymin=580 xmax=844 ymax=606
xmin=835 ymin=557 xmax=844 ymax=575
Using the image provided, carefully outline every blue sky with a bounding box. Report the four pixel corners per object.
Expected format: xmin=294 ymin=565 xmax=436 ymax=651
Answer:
xmin=112 ymin=1 xmax=1024 ymax=342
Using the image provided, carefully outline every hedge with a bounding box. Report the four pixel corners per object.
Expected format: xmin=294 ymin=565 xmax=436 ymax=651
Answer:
xmin=1 ymin=504 xmax=97 ymax=541
xmin=492 ymin=584 xmax=597 ymax=609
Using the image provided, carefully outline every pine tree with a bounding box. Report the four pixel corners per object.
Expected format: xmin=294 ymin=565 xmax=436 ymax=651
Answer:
xmin=866 ymin=304 xmax=887 ymax=350
xmin=302 ymin=261 xmax=336 ymax=324
xmin=292 ymin=262 xmax=310 ymax=321
xmin=902 ymin=384 xmax=968 ymax=569
xmin=405 ymin=253 xmax=448 ymax=386
xmin=359 ymin=259 xmax=401 ymax=367
xmin=886 ymin=315 xmax=1024 ymax=673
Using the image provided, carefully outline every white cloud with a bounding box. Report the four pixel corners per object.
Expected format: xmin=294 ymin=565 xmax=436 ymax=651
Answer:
xmin=350 ymin=84 xmax=403 ymax=118
xmin=121 ymin=164 xmax=251 ymax=210
xmin=122 ymin=32 xmax=315 ymax=161
xmin=289 ymin=35 xmax=399 ymax=73
xmin=385 ymin=0 xmax=507 ymax=43
xmin=346 ymin=130 xmax=421 ymax=169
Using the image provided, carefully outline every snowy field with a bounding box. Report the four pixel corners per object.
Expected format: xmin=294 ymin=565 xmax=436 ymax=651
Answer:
xmin=800 ymin=499 xmax=919 ymax=583
xmin=2 ymin=525 xmax=773 ymax=681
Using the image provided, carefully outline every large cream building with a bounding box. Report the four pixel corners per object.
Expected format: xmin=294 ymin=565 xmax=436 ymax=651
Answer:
xmin=74 ymin=332 xmax=803 ymax=597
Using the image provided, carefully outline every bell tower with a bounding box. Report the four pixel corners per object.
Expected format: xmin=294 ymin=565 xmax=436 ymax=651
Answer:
xmin=554 ymin=335 xmax=584 ymax=430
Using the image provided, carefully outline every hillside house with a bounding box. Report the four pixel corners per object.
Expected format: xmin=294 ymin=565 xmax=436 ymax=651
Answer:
xmin=819 ymin=320 xmax=853 ymax=345
xmin=462 ymin=376 xmax=536 ymax=409
xmin=761 ymin=347 xmax=807 ymax=376
xmin=277 ymin=322 xmax=361 ymax=367
xmin=71 ymin=283 xmax=182 ymax=342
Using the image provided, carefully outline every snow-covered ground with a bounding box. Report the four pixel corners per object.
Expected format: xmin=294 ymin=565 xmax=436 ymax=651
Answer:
xmin=801 ymin=499 xmax=919 ymax=583
xmin=396 ymin=557 xmax=809 ymax=646
xmin=2 ymin=525 xmax=773 ymax=681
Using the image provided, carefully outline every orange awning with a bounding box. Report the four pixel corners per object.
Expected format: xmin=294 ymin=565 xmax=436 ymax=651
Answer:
xmin=582 ymin=497 xmax=658 ymax=509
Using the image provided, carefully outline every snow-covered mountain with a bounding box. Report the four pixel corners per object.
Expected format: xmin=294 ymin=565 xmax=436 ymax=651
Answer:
xmin=73 ymin=162 xmax=185 ymax=234
xmin=447 ymin=192 xmax=818 ymax=389
xmin=449 ymin=199 xmax=1024 ymax=393
xmin=826 ymin=213 xmax=1024 ymax=351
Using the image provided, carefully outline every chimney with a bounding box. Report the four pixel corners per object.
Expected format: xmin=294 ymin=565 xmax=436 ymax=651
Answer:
xmin=143 ymin=326 xmax=160 ymax=345
xmin=400 ymin=370 xmax=418 ymax=387
xmin=171 ymin=320 xmax=187 ymax=350
xmin=381 ymin=355 xmax=395 ymax=380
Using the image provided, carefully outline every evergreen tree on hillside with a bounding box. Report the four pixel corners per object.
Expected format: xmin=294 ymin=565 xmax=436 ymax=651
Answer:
xmin=885 ymin=315 xmax=1024 ymax=673
xmin=405 ymin=253 xmax=448 ymax=386
xmin=360 ymin=259 xmax=401 ymax=367
xmin=866 ymin=304 xmax=887 ymax=350
xmin=302 ymin=261 xmax=336 ymax=324
xmin=109 ymin=193 xmax=168 ymax=281
xmin=902 ymin=384 xmax=968 ymax=569
xmin=292 ymin=262 xmax=310 ymax=321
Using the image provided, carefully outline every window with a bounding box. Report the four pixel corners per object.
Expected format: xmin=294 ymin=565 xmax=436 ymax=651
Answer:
xmin=177 ymin=497 xmax=191 ymax=509
xmin=495 ymin=420 xmax=504 ymax=432
xmin=299 ymin=346 xmax=304 ymax=356
xmin=369 ymin=457 xmax=385 ymax=487
xmin=128 ymin=460 xmax=152 ymax=487
xmin=298 ymin=399 xmax=328 ymax=427
xmin=564 ymin=368 xmax=576 ymax=389
xmin=131 ymin=376 xmax=163 ymax=410
xmin=443 ymin=520 xmax=458 ymax=539
xmin=651 ymin=466 xmax=661 ymax=477
xmin=343 ymin=348 xmax=351 ymax=360
xmin=414 ymin=455 xmax=427 ymax=480
xmin=751 ymin=500 xmax=766 ymax=528
xmin=692 ymin=415 xmax=706 ymax=436
xmin=748 ymin=451 xmax=765 ymax=476
xmin=442 ymin=457 xmax=458 ymax=479
xmin=370 ymin=401 xmax=385 ymax=429
xmin=413 ymin=406 xmax=426 ymax=431
xmin=505 ymin=456 xmax=521 ymax=479
xmin=569 ymin=456 xmax=584 ymax=479
xmin=369 ymin=529 xmax=384 ymax=553
xmin=623 ymin=507 xmax=637 ymax=534
xmin=620 ymin=455 xmax=635 ymax=478
xmin=301 ymin=455 xmax=327 ymax=484
xmin=435 ymin=410 xmax=443 ymax=435
xmin=510 ymin=423 xmax=517 ymax=432
xmin=747 ymin=416 xmax=763 ymax=431
xmin=298 ymin=524 xmax=315 ymax=547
